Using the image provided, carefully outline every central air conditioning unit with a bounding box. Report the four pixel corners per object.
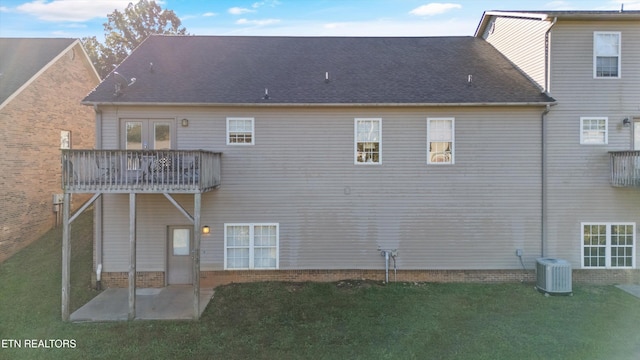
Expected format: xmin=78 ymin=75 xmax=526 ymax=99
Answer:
xmin=536 ymin=258 xmax=572 ymax=296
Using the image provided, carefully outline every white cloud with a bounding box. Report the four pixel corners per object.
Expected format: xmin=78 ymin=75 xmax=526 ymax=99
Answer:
xmin=228 ymin=7 xmax=255 ymax=15
xmin=236 ymin=18 xmax=281 ymax=26
xmin=252 ymin=0 xmax=281 ymax=8
xmin=0 ymin=6 xmax=9 ymax=12
xmin=203 ymin=12 xmax=217 ymax=17
xmin=16 ymin=0 xmax=132 ymax=22
xmin=409 ymin=3 xmax=461 ymax=16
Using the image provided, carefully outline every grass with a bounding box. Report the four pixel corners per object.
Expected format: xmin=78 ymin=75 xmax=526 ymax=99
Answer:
xmin=1 ymin=209 xmax=640 ymax=359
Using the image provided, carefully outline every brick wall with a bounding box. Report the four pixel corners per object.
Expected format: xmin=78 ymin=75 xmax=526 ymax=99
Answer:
xmin=200 ymin=269 xmax=538 ymax=288
xmin=573 ymin=269 xmax=640 ymax=284
xmin=100 ymin=272 xmax=165 ymax=288
xmin=0 ymin=43 xmax=98 ymax=262
xmin=98 ymin=269 xmax=639 ymax=289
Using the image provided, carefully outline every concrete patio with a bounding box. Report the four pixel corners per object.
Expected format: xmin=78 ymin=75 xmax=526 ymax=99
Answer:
xmin=70 ymin=286 xmax=214 ymax=322
xmin=616 ymin=284 xmax=640 ymax=299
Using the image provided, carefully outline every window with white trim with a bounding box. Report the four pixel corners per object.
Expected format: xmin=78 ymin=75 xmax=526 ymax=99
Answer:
xmin=427 ymin=118 xmax=454 ymax=164
xmin=582 ymin=223 xmax=635 ymax=268
xmin=580 ymin=117 xmax=608 ymax=145
xmin=225 ymin=223 xmax=279 ymax=269
xmin=355 ymin=118 xmax=381 ymax=164
xmin=227 ymin=117 xmax=254 ymax=145
xmin=594 ymin=32 xmax=621 ymax=78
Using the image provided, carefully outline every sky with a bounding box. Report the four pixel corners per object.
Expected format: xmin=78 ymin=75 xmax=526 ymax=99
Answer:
xmin=0 ymin=0 xmax=638 ymax=39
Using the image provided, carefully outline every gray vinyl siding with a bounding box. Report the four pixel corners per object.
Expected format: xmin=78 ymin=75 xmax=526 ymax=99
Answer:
xmin=483 ymin=17 xmax=551 ymax=91
xmin=99 ymin=106 xmax=545 ymax=272
xmin=544 ymin=20 xmax=640 ymax=267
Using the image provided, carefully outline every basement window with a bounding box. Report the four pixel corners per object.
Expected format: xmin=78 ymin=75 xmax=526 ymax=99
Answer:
xmin=582 ymin=223 xmax=635 ymax=269
xmin=225 ymin=223 xmax=279 ymax=270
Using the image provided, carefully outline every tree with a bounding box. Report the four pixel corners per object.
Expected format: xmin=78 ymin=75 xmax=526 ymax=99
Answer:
xmin=82 ymin=0 xmax=187 ymax=78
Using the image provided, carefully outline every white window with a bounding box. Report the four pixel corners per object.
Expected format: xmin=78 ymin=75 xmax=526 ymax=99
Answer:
xmin=594 ymin=32 xmax=621 ymax=78
xmin=225 ymin=223 xmax=279 ymax=269
xmin=227 ymin=117 xmax=254 ymax=145
xmin=427 ymin=118 xmax=454 ymax=164
xmin=582 ymin=223 xmax=635 ymax=268
xmin=355 ymin=118 xmax=381 ymax=164
xmin=580 ymin=117 xmax=608 ymax=145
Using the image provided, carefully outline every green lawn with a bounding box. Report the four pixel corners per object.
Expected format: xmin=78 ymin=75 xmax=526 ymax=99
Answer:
xmin=1 ymin=209 xmax=639 ymax=359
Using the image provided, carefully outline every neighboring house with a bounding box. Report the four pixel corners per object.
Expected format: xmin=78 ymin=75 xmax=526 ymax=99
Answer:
xmin=0 ymin=38 xmax=100 ymax=262
xmin=475 ymin=10 xmax=640 ymax=283
xmin=60 ymin=10 xmax=639 ymax=320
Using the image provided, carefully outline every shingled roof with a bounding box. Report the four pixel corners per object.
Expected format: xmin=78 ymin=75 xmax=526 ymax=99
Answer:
xmin=83 ymin=35 xmax=554 ymax=105
xmin=0 ymin=38 xmax=76 ymax=105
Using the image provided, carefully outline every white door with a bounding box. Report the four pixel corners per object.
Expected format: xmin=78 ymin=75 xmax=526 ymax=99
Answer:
xmin=167 ymin=227 xmax=193 ymax=285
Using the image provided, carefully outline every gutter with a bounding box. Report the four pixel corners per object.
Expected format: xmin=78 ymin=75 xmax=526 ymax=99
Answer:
xmin=81 ymin=101 xmax=557 ymax=108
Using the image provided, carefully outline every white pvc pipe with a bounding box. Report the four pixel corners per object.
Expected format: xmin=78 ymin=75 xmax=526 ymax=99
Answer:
xmin=385 ymin=251 xmax=389 ymax=283
xmin=96 ymin=263 xmax=102 ymax=281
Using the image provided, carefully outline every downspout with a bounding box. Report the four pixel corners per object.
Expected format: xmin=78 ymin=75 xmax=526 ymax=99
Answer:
xmin=94 ymin=104 xmax=103 ymax=290
xmin=541 ymin=17 xmax=557 ymax=258
xmin=541 ymin=104 xmax=550 ymax=258
xmin=544 ymin=17 xmax=557 ymax=94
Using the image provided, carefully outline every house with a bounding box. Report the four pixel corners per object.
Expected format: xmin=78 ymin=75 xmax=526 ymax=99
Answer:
xmin=0 ymin=38 xmax=100 ymax=262
xmin=475 ymin=10 xmax=640 ymax=283
xmin=61 ymin=9 xmax=639 ymax=321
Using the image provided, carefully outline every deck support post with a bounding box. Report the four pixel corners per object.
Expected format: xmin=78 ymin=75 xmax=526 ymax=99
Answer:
xmin=128 ymin=193 xmax=137 ymax=321
xmin=193 ymin=193 xmax=201 ymax=319
xmin=61 ymin=193 xmax=71 ymax=321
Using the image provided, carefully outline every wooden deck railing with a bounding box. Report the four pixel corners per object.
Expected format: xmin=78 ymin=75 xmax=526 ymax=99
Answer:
xmin=610 ymin=151 xmax=640 ymax=188
xmin=62 ymin=150 xmax=221 ymax=193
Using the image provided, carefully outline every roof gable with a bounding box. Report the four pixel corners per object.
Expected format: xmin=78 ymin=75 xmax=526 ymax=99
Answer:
xmin=83 ymin=35 xmax=553 ymax=106
xmin=0 ymin=38 xmax=79 ymax=105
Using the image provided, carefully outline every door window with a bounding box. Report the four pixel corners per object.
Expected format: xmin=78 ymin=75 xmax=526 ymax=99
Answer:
xmin=173 ymin=228 xmax=190 ymax=256
xmin=126 ymin=121 xmax=143 ymax=150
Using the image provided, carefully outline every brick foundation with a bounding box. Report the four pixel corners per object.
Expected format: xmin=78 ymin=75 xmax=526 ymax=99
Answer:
xmin=572 ymin=269 xmax=640 ymax=285
xmin=97 ymin=268 xmax=639 ymax=289
xmin=200 ymin=269 xmax=539 ymax=288
xmin=100 ymin=272 xmax=165 ymax=288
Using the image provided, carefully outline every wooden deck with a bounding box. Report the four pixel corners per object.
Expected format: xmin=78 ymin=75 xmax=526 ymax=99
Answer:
xmin=610 ymin=151 xmax=640 ymax=188
xmin=62 ymin=149 xmax=221 ymax=193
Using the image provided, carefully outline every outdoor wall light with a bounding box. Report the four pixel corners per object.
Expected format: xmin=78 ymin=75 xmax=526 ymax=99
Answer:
xmin=181 ymin=118 xmax=189 ymax=127
xmin=623 ymin=118 xmax=631 ymax=127
xmin=202 ymin=226 xmax=210 ymax=234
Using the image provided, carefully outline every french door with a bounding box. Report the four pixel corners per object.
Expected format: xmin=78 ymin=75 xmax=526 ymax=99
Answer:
xmin=121 ymin=119 xmax=174 ymax=173
xmin=122 ymin=119 xmax=174 ymax=150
